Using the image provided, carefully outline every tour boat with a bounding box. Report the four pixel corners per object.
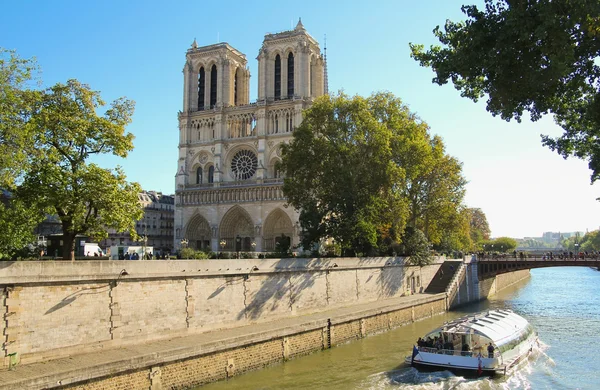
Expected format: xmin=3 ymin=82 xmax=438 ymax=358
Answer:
xmin=407 ymin=309 xmax=537 ymax=376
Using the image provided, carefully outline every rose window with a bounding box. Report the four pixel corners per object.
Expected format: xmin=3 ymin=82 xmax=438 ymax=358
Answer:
xmin=231 ymin=150 xmax=258 ymax=180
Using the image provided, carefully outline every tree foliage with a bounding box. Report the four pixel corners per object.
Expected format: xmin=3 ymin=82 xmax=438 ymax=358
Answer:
xmin=0 ymin=48 xmax=40 ymax=189
xmin=466 ymin=207 xmax=491 ymax=243
xmin=400 ymin=227 xmax=432 ymax=266
xmin=410 ymin=0 xmax=600 ymax=182
xmin=280 ymin=92 xmax=467 ymax=258
xmin=0 ymin=60 xmax=144 ymax=260
xmin=281 ymin=93 xmax=406 ymax=256
xmin=482 ymin=236 xmax=518 ymax=252
xmin=15 ymin=80 xmax=144 ymax=260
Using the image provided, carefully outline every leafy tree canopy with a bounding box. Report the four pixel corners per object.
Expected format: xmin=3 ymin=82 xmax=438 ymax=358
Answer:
xmin=0 ymin=51 xmax=144 ymax=260
xmin=410 ymin=0 xmax=600 ymax=182
xmin=466 ymin=207 xmax=491 ymax=244
xmin=281 ymin=92 xmax=467 ymax=257
xmin=0 ymin=48 xmax=40 ymax=189
xmin=17 ymin=79 xmax=144 ymax=260
xmin=401 ymin=226 xmax=433 ymax=266
xmin=281 ymin=92 xmax=406 ymax=256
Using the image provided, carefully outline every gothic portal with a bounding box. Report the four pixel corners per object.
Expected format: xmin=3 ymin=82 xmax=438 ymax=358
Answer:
xmin=174 ymin=20 xmax=326 ymax=253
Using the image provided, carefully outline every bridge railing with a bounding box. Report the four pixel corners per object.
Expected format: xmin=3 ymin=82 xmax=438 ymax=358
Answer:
xmin=477 ymin=254 xmax=600 ymax=261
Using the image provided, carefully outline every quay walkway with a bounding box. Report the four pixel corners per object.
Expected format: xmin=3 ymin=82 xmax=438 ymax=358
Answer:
xmin=0 ymin=292 xmax=444 ymax=390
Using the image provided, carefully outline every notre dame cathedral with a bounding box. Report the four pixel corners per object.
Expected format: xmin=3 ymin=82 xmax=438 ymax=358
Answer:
xmin=174 ymin=20 xmax=326 ymax=253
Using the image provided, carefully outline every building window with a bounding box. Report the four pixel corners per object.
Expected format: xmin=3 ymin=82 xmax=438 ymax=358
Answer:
xmin=196 ymin=167 xmax=203 ymax=184
xmin=274 ymin=54 xmax=281 ymax=100
xmin=234 ymin=68 xmax=238 ymax=106
xmin=231 ymin=149 xmax=258 ymax=180
xmin=287 ymin=52 xmax=294 ymax=97
xmin=210 ymin=64 xmax=217 ymax=108
xmin=208 ymin=166 xmax=214 ymax=183
xmin=198 ymin=67 xmax=205 ymax=110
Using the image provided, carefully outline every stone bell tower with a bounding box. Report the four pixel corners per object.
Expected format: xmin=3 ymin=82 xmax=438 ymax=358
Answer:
xmin=257 ymin=19 xmax=325 ymax=102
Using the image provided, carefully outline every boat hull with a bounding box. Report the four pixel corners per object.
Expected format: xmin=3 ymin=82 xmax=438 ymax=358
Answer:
xmin=409 ymin=359 xmax=499 ymax=377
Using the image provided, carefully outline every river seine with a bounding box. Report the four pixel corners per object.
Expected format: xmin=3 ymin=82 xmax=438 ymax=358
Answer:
xmin=201 ymin=266 xmax=600 ymax=389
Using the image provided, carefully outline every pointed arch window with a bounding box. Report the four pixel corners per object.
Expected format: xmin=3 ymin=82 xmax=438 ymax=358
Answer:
xmin=196 ymin=167 xmax=203 ymax=185
xmin=234 ymin=68 xmax=239 ymax=106
xmin=274 ymin=54 xmax=281 ymax=100
xmin=208 ymin=166 xmax=214 ymax=183
xmin=198 ymin=67 xmax=205 ymax=110
xmin=210 ymin=64 xmax=217 ymax=108
xmin=287 ymin=52 xmax=294 ymax=98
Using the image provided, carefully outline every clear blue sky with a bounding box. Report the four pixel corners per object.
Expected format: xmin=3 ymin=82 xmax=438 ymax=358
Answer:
xmin=3 ymin=0 xmax=599 ymax=239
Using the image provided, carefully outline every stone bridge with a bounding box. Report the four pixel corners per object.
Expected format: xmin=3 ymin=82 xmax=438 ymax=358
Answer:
xmin=477 ymin=256 xmax=600 ymax=279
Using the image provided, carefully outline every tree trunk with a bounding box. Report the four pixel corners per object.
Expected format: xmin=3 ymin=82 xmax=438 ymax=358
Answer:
xmin=60 ymin=221 xmax=77 ymax=261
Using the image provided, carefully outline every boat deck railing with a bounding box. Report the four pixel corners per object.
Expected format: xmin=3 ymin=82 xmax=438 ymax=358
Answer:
xmin=418 ymin=346 xmax=499 ymax=358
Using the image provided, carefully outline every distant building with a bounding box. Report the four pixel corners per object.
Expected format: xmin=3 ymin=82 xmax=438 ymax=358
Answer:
xmin=100 ymin=191 xmax=175 ymax=255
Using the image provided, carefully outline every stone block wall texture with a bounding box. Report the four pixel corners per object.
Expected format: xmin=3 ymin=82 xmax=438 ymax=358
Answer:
xmin=356 ymin=268 xmax=381 ymax=301
xmin=0 ymin=258 xmax=445 ymax=366
xmin=61 ymin=369 xmax=151 ymax=390
xmin=326 ymin=270 xmax=359 ymax=307
xmin=289 ymin=271 xmax=328 ymax=314
xmin=187 ymin=275 xmax=246 ymax=331
xmin=112 ymin=280 xmax=188 ymax=340
xmin=5 ymin=284 xmax=111 ymax=358
xmin=478 ymin=268 xmax=530 ymax=299
xmin=159 ymin=338 xmax=284 ymax=389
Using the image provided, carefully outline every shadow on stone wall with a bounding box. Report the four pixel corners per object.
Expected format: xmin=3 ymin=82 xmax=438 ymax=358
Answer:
xmin=237 ymin=258 xmax=334 ymax=321
xmin=237 ymin=257 xmax=411 ymax=320
xmin=45 ymin=284 xmax=111 ymax=315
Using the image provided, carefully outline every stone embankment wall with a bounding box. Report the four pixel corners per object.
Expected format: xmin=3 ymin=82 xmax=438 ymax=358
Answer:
xmin=0 ymin=257 xmax=442 ymax=367
xmin=446 ymin=259 xmax=531 ymax=309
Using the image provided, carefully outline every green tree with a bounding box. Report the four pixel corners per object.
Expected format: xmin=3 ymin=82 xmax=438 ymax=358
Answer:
xmin=373 ymin=91 xmax=467 ymax=248
xmin=280 ymin=93 xmax=406 ymax=256
xmin=410 ymin=1 xmax=600 ymax=182
xmin=16 ymin=79 xmax=143 ymax=260
xmin=0 ymin=199 xmax=40 ymax=259
xmin=400 ymin=227 xmax=433 ymax=266
xmin=437 ymin=206 xmax=472 ymax=253
xmin=466 ymin=207 xmax=491 ymax=244
xmin=0 ymin=49 xmax=45 ymax=258
xmin=492 ymin=236 xmax=518 ymax=252
xmin=281 ymin=92 xmax=468 ymax=257
xmin=580 ymin=230 xmax=600 ymax=251
xmin=0 ymin=48 xmax=40 ymax=188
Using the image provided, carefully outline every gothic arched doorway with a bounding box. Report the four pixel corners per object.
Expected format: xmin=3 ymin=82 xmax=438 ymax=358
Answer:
xmin=219 ymin=206 xmax=254 ymax=251
xmin=185 ymin=213 xmax=211 ymax=250
xmin=263 ymin=208 xmax=293 ymax=251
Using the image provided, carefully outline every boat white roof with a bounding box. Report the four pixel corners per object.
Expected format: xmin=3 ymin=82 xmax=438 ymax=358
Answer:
xmin=429 ymin=309 xmax=531 ymax=347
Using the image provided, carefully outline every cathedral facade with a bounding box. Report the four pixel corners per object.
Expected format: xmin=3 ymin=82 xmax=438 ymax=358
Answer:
xmin=174 ymin=21 xmax=326 ymax=253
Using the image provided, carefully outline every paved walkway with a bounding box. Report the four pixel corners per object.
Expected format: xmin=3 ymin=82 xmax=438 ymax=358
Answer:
xmin=0 ymin=293 xmax=444 ymax=390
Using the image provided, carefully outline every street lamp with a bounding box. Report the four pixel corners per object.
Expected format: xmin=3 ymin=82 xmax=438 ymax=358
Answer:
xmin=141 ymin=235 xmax=148 ymax=260
xmin=219 ymin=239 xmax=226 ymax=259
xmin=236 ymin=235 xmax=241 ymax=259
xmin=251 ymin=241 xmax=256 ymax=254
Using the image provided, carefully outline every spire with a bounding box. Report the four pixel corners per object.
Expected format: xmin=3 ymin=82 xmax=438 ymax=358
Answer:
xmin=295 ymin=18 xmax=305 ymax=31
xmin=191 ymin=38 xmax=198 ymax=49
xmin=323 ymin=34 xmax=329 ymax=95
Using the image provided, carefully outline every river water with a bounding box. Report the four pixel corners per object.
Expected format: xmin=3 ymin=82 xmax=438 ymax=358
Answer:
xmin=201 ymin=267 xmax=600 ymax=390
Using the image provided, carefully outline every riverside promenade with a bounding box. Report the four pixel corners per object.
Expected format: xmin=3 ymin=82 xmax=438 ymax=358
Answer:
xmin=0 ymin=292 xmax=445 ymax=390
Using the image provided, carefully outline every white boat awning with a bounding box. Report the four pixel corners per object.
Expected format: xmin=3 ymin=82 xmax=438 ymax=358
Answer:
xmin=433 ymin=309 xmax=531 ymax=347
